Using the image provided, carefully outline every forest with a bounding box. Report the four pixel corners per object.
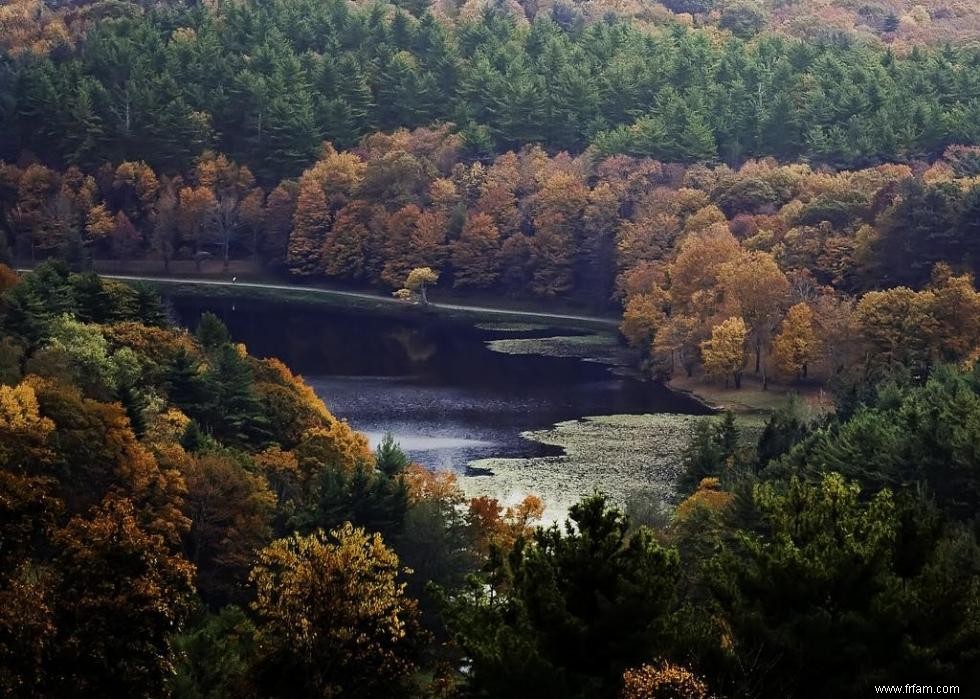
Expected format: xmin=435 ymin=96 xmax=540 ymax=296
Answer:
xmin=4 ymin=0 xmax=980 ymax=177
xmin=2 ymin=0 xmax=980 ymax=696
xmin=4 ymin=1 xmax=980 ymax=367
xmin=1 ymin=264 xmax=978 ymax=697
xmin=5 ymin=138 xmax=980 ymax=392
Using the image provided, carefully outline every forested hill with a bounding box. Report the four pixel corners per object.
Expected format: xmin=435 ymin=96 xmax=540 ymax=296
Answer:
xmin=5 ymin=0 xmax=980 ymax=391
xmin=3 ymin=0 xmax=980 ymax=697
xmin=3 ymin=0 xmax=980 ymax=178
xmin=2 ymin=264 xmax=979 ymax=697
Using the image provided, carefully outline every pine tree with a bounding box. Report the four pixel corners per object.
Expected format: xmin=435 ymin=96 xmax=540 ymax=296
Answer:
xmin=195 ymin=312 xmax=231 ymax=352
xmin=132 ymin=283 xmax=167 ymax=328
xmin=65 ymin=79 xmax=107 ymax=169
xmin=117 ymin=382 xmax=148 ymax=438
xmin=375 ymin=432 xmax=410 ymax=477
xmin=211 ymin=344 xmax=269 ymax=446
xmin=491 ymin=71 xmax=547 ymax=148
xmin=376 ymin=52 xmax=422 ymax=130
xmin=166 ymin=349 xmax=212 ymax=421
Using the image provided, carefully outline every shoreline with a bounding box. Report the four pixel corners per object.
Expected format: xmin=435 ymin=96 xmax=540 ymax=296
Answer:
xmin=666 ymin=373 xmax=834 ymax=418
xmin=24 ymin=264 xmax=766 ymax=419
xmin=154 ymin=275 xmax=737 ymax=418
xmin=65 ymin=270 xmax=620 ymax=333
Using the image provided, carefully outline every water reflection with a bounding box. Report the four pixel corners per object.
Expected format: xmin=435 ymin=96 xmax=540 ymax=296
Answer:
xmin=169 ymin=295 xmax=710 ymax=470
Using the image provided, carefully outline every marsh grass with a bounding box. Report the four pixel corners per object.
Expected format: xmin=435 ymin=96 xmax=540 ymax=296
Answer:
xmin=474 ymin=322 xmax=552 ymax=332
xmin=460 ymin=413 xmax=709 ymax=523
xmin=485 ymin=333 xmax=627 ymax=366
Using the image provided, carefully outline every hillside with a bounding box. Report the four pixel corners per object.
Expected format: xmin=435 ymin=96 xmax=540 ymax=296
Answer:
xmin=2 ymin=265 xmax=978 ymax=696
xmin=2 ymin=0 xmax=980 ymax=695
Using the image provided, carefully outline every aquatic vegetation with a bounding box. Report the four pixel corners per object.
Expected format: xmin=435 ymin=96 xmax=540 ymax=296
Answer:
xmin=485 ymin=333 xmax=627 ymax=366
xmin=474 ymin=322 xmax=551 ymax=332
xmin=460 ymin=413 xmax=707 ymax=522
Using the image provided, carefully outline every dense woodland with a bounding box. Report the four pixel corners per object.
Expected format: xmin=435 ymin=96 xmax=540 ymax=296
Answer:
xmin=4 ymin=137 xmax=980 ymax=391
xmin=1 ymin=265 xmax=978 ymax=697
xmin=3 ymin=0 xmax=980 ymax=696
xmin=4 ymin=0 xmax=980 ymax=175
xmin=4 ymin=0 xmax=980 ymax=398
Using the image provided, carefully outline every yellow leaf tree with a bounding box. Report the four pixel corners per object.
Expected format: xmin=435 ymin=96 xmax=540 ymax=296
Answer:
xmin=652 ymin=313 xmax=703 ymax=378
xmin=926 ymin=265 xmax=980 ymax=363
xmin=718 ymin=250 xmax=790 ymax=389
xmin=177 ymin=185 xmax=217 ymax=263
xmin=249 ymin=524 xmax=422 ymax=696
xmin=620 ymin=291 xmax=667 ymax=349
xmin=84 ymin=203 xmax=114 ymax=242
xmin=701 ymin=317 xmax=748 ymax=388
xmin=405 ymin=266 xmax=439 ymax=305
xmin=667 ymin=224 xmax=742 ymax=316
xmin=855 ymin=286 xmax=936 ymax=370
xmin=773 ymin=302 xmax=819 ymax=381
xmin=621 ymin=661 xmax=711 ymax=699
xmin=51 ymin=495 xmax=196 ymax=696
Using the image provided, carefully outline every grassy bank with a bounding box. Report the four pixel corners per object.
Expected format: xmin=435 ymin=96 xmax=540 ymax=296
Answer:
xmin=149 ymin=278 xmax=399 ymax=315
xmin=123 ymin=276 xmax=618 ymax=332
xmin=668 ymin=373 xmax=834 ymax=417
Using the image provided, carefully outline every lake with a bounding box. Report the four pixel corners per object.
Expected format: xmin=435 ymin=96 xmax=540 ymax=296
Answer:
xmin=169 ymin=294 xmax=711 ymax=517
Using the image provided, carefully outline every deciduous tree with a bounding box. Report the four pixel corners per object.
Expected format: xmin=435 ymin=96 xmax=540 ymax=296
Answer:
xmin=451 ymin=212 xmax=501 ymax=289
xmin=249 ymin=524 xmax=422 ymax=697
xmin=405 ymin=266 xmax=439 ymax=304
xmin=701 ymin=317 xmax=748 ymax=388
xmin=620 ymin=291 xmax=667 ymax=350
xmin=51 ymin=495 xmax=195 ymax=697
xmin=718 ymin=250 xmax=790 ymax=388
xmin=773 ymin=303 xmax=818 ymax=381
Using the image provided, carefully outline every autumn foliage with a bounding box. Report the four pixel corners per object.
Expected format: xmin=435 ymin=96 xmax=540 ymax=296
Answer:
xmin=621 ymin=661 xmax=711 ymax=699
xmin=249 ymin=524 xmax=422 ymax=696
xmin=0 ymin=266 xmax=427 ymax=696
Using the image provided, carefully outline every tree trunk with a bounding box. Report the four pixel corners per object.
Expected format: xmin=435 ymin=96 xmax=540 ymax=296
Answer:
xmin=734 ymin=371 xmax=742 ymax=389
xmin=420 ymin=283 xmax=428 ymax=305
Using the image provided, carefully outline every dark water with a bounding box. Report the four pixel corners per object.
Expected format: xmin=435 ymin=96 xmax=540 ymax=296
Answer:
xmin=169 ymin=296 xmax=709 ymax=471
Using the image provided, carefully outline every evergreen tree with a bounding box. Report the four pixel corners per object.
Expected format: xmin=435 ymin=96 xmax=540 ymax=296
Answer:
xmin=375 ymin=432 xmax=410 ymax=477
xmin=132 ymin=284 xmax=167 ymax=328
xmin=195 ymin=312 xmax=231 ymax=352
xmin=117 ymin=383 xmax=148 ymax=439
xmin=444 ymin=494 xmax=680 ymax=699
xmin=165 ymin=348 xmax=213 ymax=421
xmin=211 ymin=344 xmax=270 ymax=446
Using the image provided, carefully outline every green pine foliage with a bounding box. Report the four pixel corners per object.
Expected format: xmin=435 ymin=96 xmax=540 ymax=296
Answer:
xmin=5 ymin=2 xmax=980 ymax=177
xmin=444 ymin=493 xmax=681 ymax=698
